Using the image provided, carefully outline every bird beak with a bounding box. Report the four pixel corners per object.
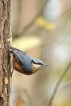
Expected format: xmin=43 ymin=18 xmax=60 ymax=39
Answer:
xmin=43 ymin=63 xmax=48 ymax=66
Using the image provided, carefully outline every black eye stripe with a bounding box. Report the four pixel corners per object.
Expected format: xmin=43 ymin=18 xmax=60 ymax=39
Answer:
xmin=35 ymin=63 xmax=42 ymax=65
xmin=38 ymin=63 xmax=43 ymax=65
xmin=32 ymin=60 xmax=43 ymax=65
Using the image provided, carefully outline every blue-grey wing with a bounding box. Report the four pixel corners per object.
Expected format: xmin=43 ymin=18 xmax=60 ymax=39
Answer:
xmin=11 ymin=48 xmax=33 ymax=73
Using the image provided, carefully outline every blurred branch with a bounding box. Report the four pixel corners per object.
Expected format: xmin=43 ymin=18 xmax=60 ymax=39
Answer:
xmin=13 ymin=1 xmax=71 ymax=39
xmin=48 ymin=62 xmax=71 ymax=106
xmin=13 ymin=0 xmax=48 ymax=38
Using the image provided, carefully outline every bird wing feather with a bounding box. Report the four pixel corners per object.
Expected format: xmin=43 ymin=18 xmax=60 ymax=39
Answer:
xmin=11 ymin=47 xmax=33 ymax=73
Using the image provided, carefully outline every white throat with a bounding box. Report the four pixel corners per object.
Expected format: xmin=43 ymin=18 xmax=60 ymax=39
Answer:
xmin=33 ymin=63 xmax=41 ymax=68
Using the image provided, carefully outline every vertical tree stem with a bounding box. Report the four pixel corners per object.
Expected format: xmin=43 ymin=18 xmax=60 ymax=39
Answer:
xmin=0 ymin=0 xmax=11 ymax=106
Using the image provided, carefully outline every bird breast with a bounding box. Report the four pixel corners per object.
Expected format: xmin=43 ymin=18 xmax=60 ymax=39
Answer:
xmin=32 ymin=63 xmax=41 ymax=74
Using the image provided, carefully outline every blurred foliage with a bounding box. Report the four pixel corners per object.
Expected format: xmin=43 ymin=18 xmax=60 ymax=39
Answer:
xmin=36 ymin=17 xmax=55 ymax=30
xmin=11 ymin=0 xmax=71 ymax=106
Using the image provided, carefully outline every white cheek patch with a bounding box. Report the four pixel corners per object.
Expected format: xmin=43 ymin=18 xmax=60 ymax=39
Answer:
xmin=33 ymin=64 xmax=41 ymax=68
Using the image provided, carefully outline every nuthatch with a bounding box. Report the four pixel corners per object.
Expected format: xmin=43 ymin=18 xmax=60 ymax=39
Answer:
xmin=8 ymin=44 xmax=48 ymax=75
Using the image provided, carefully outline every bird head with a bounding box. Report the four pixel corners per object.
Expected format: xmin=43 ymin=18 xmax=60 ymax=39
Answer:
xmin=32 ymin=58 xmax=48 ymax=74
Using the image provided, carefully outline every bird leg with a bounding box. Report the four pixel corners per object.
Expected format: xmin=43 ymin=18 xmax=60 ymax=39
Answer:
xmin=11 ymin=68 xmax=14 ymax=77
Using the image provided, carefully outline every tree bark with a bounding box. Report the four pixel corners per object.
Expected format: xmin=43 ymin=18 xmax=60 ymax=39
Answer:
xmin=0 ymin=0 xmax=11 ymax=106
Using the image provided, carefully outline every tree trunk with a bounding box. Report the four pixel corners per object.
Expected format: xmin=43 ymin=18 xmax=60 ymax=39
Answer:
xmin=0 ymin=0 xmax=11 ymax=106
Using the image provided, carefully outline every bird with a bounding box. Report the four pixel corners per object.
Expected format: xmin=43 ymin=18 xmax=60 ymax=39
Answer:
xmin=8 ymin=43 xmax=48 ymax=75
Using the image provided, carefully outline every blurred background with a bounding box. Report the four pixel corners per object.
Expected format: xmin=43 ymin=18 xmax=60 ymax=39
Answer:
xmin=11 ymin=0 xmax=71 ymax=106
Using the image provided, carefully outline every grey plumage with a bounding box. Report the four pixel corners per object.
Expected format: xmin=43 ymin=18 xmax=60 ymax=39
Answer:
xmin=9 ymin=46 xmax=48 ymax=74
